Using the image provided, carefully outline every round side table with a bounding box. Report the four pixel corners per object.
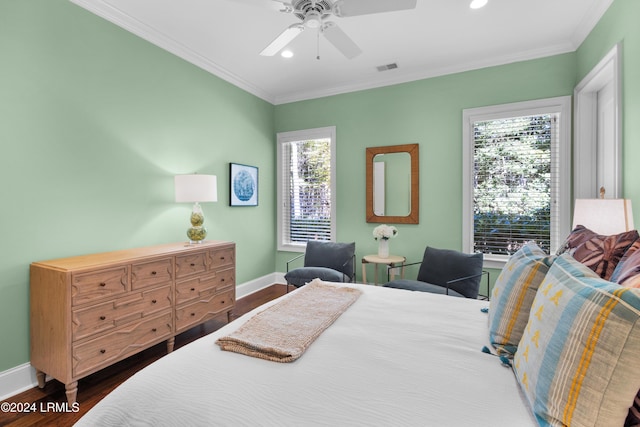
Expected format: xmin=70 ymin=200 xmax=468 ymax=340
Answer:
xmin=361 ymin=254 xmax=406 ymax=286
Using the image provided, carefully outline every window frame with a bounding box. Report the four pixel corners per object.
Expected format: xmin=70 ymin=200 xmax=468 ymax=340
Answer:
xmin=277 ymin=126 xmax=337 ymax=253
xmin=462 ymin=96 xmax=572 ymax=268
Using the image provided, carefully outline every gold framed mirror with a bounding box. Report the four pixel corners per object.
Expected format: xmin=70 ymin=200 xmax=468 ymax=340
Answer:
xmin=366 ymin=143 xmax=419 ymax=224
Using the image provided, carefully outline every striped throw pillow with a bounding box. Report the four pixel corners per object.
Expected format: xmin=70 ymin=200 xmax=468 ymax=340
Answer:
xmin=514 ymin=254 xmax=640 ymax=427
xmin=488 ymin=242 xmax=555 ymax=355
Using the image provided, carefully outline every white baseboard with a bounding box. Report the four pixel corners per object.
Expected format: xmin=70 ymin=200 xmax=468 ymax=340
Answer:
xmin=0 ymin=362 xmax=40 ymax=402
xmin=236 ymin=272 xmax=285 ymax=298
xmin=0 ymin=274 xmax=285 ymax=402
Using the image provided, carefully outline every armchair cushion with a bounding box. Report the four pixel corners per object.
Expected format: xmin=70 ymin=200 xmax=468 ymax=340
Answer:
xmin=417 ymin=247 xmax=483 ymax=299
xmin=284 ymin=267 xmax=347 ymax=288
xmin=304 ymin=241 xmax=355 ymax=278
xmin=384 ymin=279 xmax=465 ymax=298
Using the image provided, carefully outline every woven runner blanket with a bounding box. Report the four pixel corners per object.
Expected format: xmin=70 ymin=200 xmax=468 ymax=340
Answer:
xmin=216 ymin=280 xmax=362 ymax=362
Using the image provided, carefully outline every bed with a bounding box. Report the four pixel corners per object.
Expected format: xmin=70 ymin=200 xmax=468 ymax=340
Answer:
xmin=75 ymin=280 xmax=536 ymax=427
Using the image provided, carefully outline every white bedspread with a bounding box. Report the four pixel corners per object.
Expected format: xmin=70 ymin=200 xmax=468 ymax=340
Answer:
xmin=75 ymin=283 xmax=536 ymax=427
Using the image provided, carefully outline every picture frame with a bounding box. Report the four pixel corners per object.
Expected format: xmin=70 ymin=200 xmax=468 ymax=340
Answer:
xmin=229 ymin=163 xmax=258 ymax=206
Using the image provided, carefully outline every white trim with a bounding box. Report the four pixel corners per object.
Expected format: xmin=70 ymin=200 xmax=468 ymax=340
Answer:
xmin=0 ymin=363 xmax=42 ymax=401
xmin=69 ymin=0 xmax=275 ymax=104
xmin=69 ymin=0 xmax=613 ymax=106
xmin=235 ymin=273 xmax=283 ymax=299
xmin=1 ymin=275 xmax=282 ymax=401
xmin=573 ymin=43 xmax=622 ymax=199
xmin=276 ymin=126 xmax=337 ymax=252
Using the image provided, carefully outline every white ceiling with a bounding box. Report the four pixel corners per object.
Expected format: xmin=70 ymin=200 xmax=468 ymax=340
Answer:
xmin=70 ymin=0 xmax=614 ymax=105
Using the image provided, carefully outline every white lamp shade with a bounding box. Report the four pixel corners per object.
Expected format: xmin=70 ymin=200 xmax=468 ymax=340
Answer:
xmin=174 ymin=174 xmax=218 ymax=203
xmin=572 ymin=199 xmax=634 ymax=235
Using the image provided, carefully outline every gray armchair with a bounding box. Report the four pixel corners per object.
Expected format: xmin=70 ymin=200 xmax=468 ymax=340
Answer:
xmin=284 ymin=241 xmax=356 ymax=288
xmin=384 ymin=246 xmax=488 ymax=299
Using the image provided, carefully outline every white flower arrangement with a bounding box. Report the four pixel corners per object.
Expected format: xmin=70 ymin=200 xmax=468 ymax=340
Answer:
xmin=373 ymin=224 xmax=398 ymax=241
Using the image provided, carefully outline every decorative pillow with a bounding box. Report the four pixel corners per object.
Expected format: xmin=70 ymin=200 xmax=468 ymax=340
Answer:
xmin=626 ymin=390 xmax=640 ymax=427
xmin=514 ymin=254 xmax=640 ymax=427
xmin=556 ymin=225 xmax=598 ymax=255
xmin=611 ymin=240 xmax=640 ymax=287
xmin=569 ymin=225 xmax=638 ymax=280
xmin=488 ymin=242 xmax=555 ymax=355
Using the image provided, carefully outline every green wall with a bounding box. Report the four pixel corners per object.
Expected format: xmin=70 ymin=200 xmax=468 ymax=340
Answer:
xmin=1 ymin=0 xmax=638 ymax=380
xmin=274 ymin=54 xmax=577 ymax=284
xmin=0 ymin=1 xmax=275 ymax=371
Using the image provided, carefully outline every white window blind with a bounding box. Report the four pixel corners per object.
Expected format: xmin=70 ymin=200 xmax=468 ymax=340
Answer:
xmin=472 ymin=114 xmax=558 ymax=255
xmin=277 ymin=127 xmax=336 ymax=252
xmin=462 ymin=97 xmax=571 ymax=267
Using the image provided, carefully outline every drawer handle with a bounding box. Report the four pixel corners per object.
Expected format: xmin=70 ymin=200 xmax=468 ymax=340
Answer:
xmin=100 ymin=349 xmax=106 ymax=354
xmin=220 ymin=257 xmax=225 ymax=260
xmin=190 ymin=263 xmax=196 ymax=267
xmin=191 ymin=313 xmax=196 ymax=317
xmin=99 ymin=282 xmax=106 ymax=287
xmin=152 ymin=328 xmax=157 ymax=332
xmin=151 ymin=299 xmax=157 ymax=304
xmin=99 ymin=316 xmax=106 ymax=321
xmin=190 ymin=288 xmax=195 ymax=292
xmin=151 ymin=271 xmax=157 ymax=275
xmin=220 ymin=278 xmax=225 ymax=282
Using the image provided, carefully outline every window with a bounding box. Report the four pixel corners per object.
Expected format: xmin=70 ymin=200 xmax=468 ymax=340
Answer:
xmin=462 ymin=97 xmax=571 ymax=267
xmin=277 ymin=126 xmax=336 ymax=252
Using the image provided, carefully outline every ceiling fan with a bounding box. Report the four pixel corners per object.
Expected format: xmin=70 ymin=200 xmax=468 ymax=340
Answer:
xmin=260 ymin=0 xmax=417 ymax=59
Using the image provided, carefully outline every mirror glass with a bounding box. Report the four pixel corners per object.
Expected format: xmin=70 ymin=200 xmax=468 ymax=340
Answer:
xmin=373 ymin=153 xmax=411 ymax=217
xmin=366 ymin=144 xmax=419 ymax=224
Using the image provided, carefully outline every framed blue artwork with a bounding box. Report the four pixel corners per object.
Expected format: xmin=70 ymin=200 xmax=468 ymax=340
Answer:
xmin=230 ymin=163 xmax=258 ymax=206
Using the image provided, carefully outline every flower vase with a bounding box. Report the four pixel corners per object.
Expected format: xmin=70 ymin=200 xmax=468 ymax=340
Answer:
xmin=378 ymin=239 xmax=389 ymax=258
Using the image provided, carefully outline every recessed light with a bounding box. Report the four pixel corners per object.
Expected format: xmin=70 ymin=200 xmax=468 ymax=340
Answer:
xmin=281 ymin=50 xmax=294 ymax=58
xmin=470 ymin=0 xmax=488 ymax=9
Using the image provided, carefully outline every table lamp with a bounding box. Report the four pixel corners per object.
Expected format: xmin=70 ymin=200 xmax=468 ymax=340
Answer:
xmin=572 ymin=197 xmax=634 ymax=235
xmin=174 ymin=174 xmax=218 ymax=243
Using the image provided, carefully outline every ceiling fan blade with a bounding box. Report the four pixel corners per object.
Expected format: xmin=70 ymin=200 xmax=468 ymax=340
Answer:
xmin=260 ymin=24 xmax=304 ymax=56
xmin=333 ymin=0 xmax=417 ymax=17
xmin=322 ymin=22 xmax=362 ymax=59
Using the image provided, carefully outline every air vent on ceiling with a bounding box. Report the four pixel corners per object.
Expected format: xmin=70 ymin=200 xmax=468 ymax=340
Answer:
xmin=376 ymin=63 xmax=398 ymax=72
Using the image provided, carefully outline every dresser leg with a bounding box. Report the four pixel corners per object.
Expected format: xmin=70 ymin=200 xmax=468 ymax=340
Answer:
xmin=167 ymin=337 xmax=175 ymax=353
xmin=227 ymin=310 xmax=233 ymax=323
xmin=65 ymin=381 xmax=78 ymax=404
xmin=35 ymin=370 xmax=46 ymax=388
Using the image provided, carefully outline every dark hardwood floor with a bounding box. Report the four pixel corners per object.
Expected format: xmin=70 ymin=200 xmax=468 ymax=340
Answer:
xmin=0 ymin=284 xmax=292 ymax=427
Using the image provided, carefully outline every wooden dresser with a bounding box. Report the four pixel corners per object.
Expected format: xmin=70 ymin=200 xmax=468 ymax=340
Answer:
xmin=30 ymin=240 xmax=235 ymax=404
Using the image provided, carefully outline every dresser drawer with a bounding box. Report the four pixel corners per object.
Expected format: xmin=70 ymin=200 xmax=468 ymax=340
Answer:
xmin=72 ymin=266 xmax=128 ymax=306
xmin=72 ymin=285 xmax=172 ymax=341
xmin=72 ymin=311 xmax=172 ymax=378
xmin=175 ymin=252 xmax=207 ymax=278
xmin=131 ymin=258 xmax=173 ymax=290
xmin=175 ymin=268 xmax=235 ymax=306
xmin=175 ymin=289 xmax=234 ymax=333
xmin=208 ymin=247 xmax=235 ymax=270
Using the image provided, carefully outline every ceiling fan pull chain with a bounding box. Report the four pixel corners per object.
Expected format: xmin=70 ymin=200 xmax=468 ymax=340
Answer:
xmin=316 ymin=28 xmax=321 ymax=60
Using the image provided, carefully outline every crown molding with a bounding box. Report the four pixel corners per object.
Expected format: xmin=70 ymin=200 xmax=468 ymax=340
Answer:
xmin=273 ymin=41 xmax=576 ymax=105
xmin=69 ymin=0 xmax=276 ymax=104
xmin=570 ymin=0 xmax=615 ymax=48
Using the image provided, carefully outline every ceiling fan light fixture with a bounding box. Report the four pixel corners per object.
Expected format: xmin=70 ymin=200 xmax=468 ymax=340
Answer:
xmin=281 ymin=50 xmax=294 ymax=58
xmin=303 ymin=11 xmax=322 ymax=28
xmin=470 ymin=0 xmax=488 ymax=9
